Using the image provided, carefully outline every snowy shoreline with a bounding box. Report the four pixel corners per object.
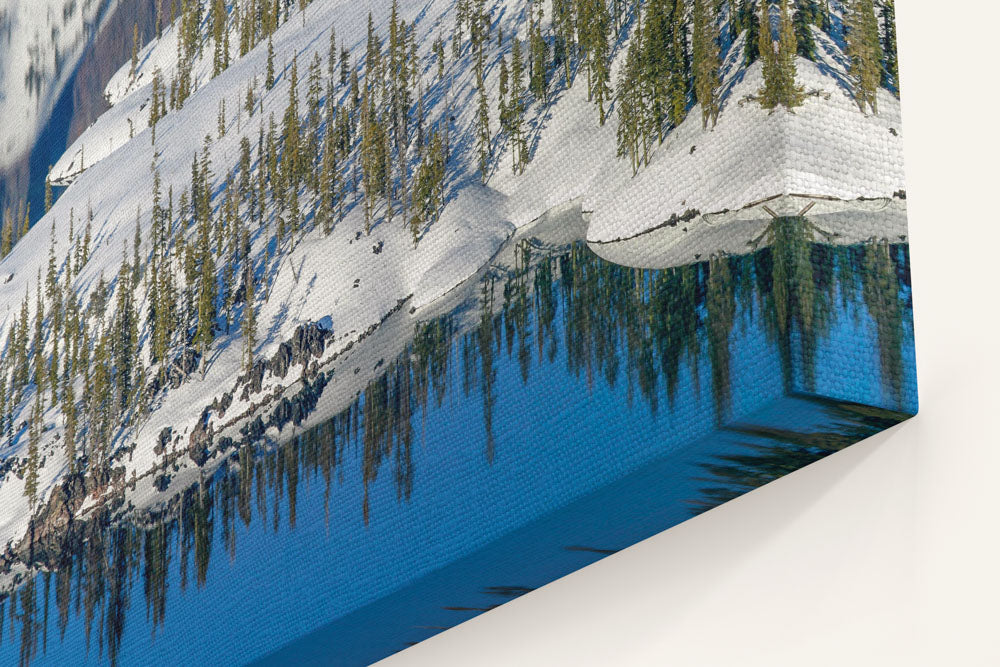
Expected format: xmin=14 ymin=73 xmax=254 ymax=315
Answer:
xmin=0 ymin=201 xmax=584 ymax=585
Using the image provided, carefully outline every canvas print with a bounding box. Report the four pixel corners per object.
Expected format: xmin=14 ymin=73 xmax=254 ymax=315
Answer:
xmin=0 ymin=0 xmax=913 ymax=664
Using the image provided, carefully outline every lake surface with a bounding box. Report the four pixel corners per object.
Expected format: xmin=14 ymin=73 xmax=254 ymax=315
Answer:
xmin=0 ymin=216 xmax=917 ymax=666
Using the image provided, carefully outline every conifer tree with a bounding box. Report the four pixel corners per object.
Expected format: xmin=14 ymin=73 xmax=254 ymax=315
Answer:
xmin=266 ymin=37 xmax=276 ymax=89
xmin=616 ymin=36 xmax=645 ymax=175
xmin=46 ymin=222 xmax=59 ymax=300
xmin=410 ymin=130 xmax=446 ymax=245
xmin=194 ymin=198 xmax=217 ymax=371
xmin=82 ymin=206 xmax=93 ymax=265
xmin=742 ymin=0 xmax=761 ymax=65
xmin=63 ymin=380 xmax=76 ymax=474
xmin=434 ymin=36 xmax=446 ymax=80
xmin=44 ymin=173 xmax=53 ymax=212
xmin=475 ymin=65 xmax=491 ymax=182
xmin=306 ymin=53 xmax=324 ymax=192
xmin=242 ymin=264 xmax=257 ymax=372
xmin=529 ymin=0 xmax=548 ymax=101
xmin=579 ymin=0 xmax=612 ymax=124
xmin=33 ymin=276 xmax=46 ymax=394
xmin=667 ymin=0 xmax=688 ymax=129
xmin=14 ymin=289 xmax=30 ymax=393
xmin=880 ymin=0 xmax=898 ymax=93
xmin=642 ymin=0 xmax=688 ymax=139
xmin=498 ymin=55 xmax=509 ymax=130
xmin=112 ymin=252 xmax=139 ymax=417
xmin=212 ymin=0 xmax=227 ymax=77
xmin=0 ymin=369 xmax=7 ymax=447
xmin=1 ymin=207 xmax=13 ymax=257
xmin=846 ymin=0 xmax=883 ymax=114
xmin=89 ymin=324 xmax=111 ymax=467
xmin=508 ymin=38 xmax=528 ymax=174
xmin=792 ymin=0 xmax=817 ymax=59
xmin=758 ymin=0 xmax=804 ymax=110
xmin=131 ymin=22 xmax=140 ymax=81
xmin=282 ymin=56 xmax=302 ymax=190
xmin=693 ymin=0 xmax=722 ymax=128
xmin=245 ymin=78 xmax=257 ymax=119
xmin=25 ymin=400 xmax=41 ymax=507
xmin=318 ymin=113 xmax=337 ymax=235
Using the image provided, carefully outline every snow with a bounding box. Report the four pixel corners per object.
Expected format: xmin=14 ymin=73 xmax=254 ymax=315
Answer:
xmin=0 ymin=0 xmax=907 ymax=552
xmin=587 ymin=29 xmax=906 ymax=243
xmin=588 ymin=196 xmax=909 ymax=270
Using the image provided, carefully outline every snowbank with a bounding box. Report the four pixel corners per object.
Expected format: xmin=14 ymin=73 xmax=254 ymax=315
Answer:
xmin=586 ymin=57 xmax=906 ymax=243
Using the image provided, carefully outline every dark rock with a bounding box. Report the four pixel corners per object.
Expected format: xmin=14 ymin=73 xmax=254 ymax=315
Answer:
xmin=188 ymin=407 xmax=213 ymax=466
xmin=167 ymin=347 xmax=201 ymax=389
xmin=154 ymin=474 xmax=171 ymax=492
xmin=154 ymin=427 xmax=172 ymax=456
xmin=664 ymin=208 xmax=700 ymax=228
xmin=218 ymin=392 xmax=233 ymax=416
xmin=270 ymin=342 xmax=293 ymax=379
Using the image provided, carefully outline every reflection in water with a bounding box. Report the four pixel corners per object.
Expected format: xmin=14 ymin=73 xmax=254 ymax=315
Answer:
xmin=691 ymin=400 xmax=912 ymax=513
xmin=0 ymin=219 xmax=914 ymax=666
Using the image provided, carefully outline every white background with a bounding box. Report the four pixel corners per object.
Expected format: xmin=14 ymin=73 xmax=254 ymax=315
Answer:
xmin=382 ymin=3 xmax=1000 ymax=665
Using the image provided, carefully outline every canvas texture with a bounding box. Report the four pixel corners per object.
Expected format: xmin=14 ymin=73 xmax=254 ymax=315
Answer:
xmin=0 ymin=0 xmax=913 ymax=664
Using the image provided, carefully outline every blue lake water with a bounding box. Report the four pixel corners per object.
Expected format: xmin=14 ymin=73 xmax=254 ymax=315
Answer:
xmin=0 ymin=218 xmax=916 ymax=665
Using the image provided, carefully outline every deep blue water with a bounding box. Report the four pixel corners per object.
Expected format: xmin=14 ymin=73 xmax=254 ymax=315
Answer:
xmin=0 ymin=221 xmax=916 ymax=666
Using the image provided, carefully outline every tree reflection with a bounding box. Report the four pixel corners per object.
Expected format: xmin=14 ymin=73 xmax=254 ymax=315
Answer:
xmin=0 ymin=219 xmax=914 ymax=665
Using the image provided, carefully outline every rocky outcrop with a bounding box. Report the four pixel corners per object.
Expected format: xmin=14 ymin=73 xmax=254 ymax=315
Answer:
xmin=240 ymin=322 xmax=331 ymax=399
xmin=188 ymin=408 xmax=213 ymax=466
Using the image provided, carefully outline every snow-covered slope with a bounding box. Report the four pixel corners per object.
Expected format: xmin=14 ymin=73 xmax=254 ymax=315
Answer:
xmin=0 ymin=0 xmax=906 ymax=554
xmin=587 ymin=27 xmax=906 ymax=243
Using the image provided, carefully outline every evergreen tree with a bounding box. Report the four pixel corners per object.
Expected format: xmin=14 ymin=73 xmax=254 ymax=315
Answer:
xmin=317 ymin=111 xmax=337 ymax=234
xmin=112 ymin=252 xmax=138 ymax=417
xmin=793 ymin=0 xmax=818 ymax=59
xmin=25 ymin=400 xmax=41 ymax=507
xmin=642 ymin=0 xmax=688 ymax=139
xmin=130 ymin=22 xmax=140 ymax=81
xmin=63 ymin=380 xmax=76 ymax=474
xmin=616 ymin=36 xmax=645 ymax=174
xmin=410 ymin=130 xmax=446 ymax=245
xmin=194 ymin=198 xmax=217 ymax=369
xmin=508 ymin=38 xmax=528 ymax=174
xmin=212 ymin=0 xmax=227 ymax=77
xmin=242 ymin=263 xmax=257 ymax=372
xmin=581 ymin=0 xmax=612 ymax=124
xmin=1 ymin=206 xmax=13 ymax=257
xmin=33 ymin=275 xmax=46 ymax=394
xmin=846 ymin=0 xmax=883 ymax=113
xmin=44 ymin=173 xmax=53 ymax=212
xmin=742 ymin=0 xmax=761 ymax=65
xmin=529 ymin=0 xmax=548 ymax=101
xmin=693 ymin=0 xmax=722 ymax=128
xmin=434 ymin=35 xmax=446 ymax=80
xmin=282 ymin=56 xmax=302 ymax=190
xmin=89 ymin=323 xmax=111 ymax=467
xmin=758 ymin=0 xmax=804 ymax=110
xmin=46 ymin=222 xmax=59 ymax=300
xmin=475 ymin=65 xmax=491 ymax=182
xmin=667 ymin=0 xmax=689 ymax=129
xmin=880 ymin=0 xmax=898 ymax=93
xmin=245 ymin=78 xmax=256 ymax=118
xmin=266 ymin=37 xmax=276 ymax=89
xmin=306 ymin=53 xmax=324 ymax=193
